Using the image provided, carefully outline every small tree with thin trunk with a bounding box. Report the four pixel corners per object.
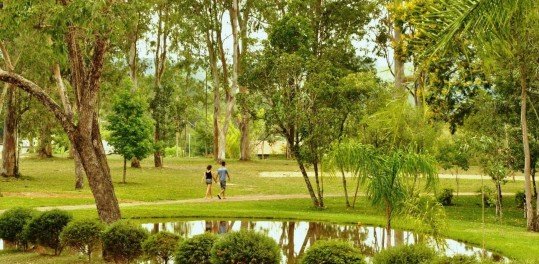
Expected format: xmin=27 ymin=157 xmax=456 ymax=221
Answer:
xmin=107 ymin=90 xmax=153 ymax=183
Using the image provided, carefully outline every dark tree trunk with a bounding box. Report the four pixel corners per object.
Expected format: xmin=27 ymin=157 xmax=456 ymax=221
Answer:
xmin=154 ymin=129 xmax=163 ymax=168
xmin=123 ymin=157 xmax=127 ymax=184
xmin=38 ymin=124 xmax=53 ymax=158
xmin=341 ymin=170 xmax=350 ymax=207
xmin=495 ymin=182 xmax=503 ymax=218
xmin=131 ymin=157 xmax=141 ymax=168
xmin=239 ymin=117 xmax=250 ymax=161
xmin=2 ymin=87 xmax=19 ymax=177
xmin=297 ymin=159 xmax=320 ymax=207
xmin=73 ymin=149 xmax=85 ymax=189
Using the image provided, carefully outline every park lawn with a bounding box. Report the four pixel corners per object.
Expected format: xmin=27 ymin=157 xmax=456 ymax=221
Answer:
xmin=0 ymin=156 xmax=536 ymax=263
xmin=0 ymin=155 xmax=525 ymax=210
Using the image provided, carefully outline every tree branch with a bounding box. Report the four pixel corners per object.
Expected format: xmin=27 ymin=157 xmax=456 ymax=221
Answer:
xmin=0 ymin=69 xmax=76 ymax=135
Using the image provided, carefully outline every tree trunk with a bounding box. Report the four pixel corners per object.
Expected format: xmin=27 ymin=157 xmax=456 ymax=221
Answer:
xmin=37 ymin=124 xmax=53 ymax=158
xmin=313 ymin=162 xmax=324 ymax=207
xmin=0 ymin=30 xmax=121 ymax=224
xmin=2 ymin=87 xmax=19 ymax=177
xmin=295 ymin=152 xmax=320 ymax=207
xmin=73 ymin=147 xmax=85 ymax=189
xmin=385 ymin=203 xmax=392 ymax=247
xmin=393 ymin=20 xmax=405 ymax=90
xmin=123 ymin=157 xmax=126 ymax=184
xmin=341 ymin=170 xmax=350 ymax=207
xmin=53 ymin=63 xmax=84 ymax=190
xmin=532 ymin=165 xmax=537 ymax=198
xmin=205 ymin=30 xmax=221 ymax=161
xmin=217 ymin=28 xmax=230 ymax=162
xmin=131 ymin=157 xmax=141 ymax=168
xmin=154 ymin=130 xmax=163 ymax=168
xmin=495 ymin=182 xmax=503 ymax=218
xmin=520 ymin=64 xmax=535 ymax=231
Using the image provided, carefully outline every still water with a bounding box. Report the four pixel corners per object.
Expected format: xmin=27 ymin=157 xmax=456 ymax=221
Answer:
xmin=140 ymin=220 xmax=508 ymax=263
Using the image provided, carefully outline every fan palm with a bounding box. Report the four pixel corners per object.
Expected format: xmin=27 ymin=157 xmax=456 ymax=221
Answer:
xmin=421 ymin=0 xmax=539 ymax=230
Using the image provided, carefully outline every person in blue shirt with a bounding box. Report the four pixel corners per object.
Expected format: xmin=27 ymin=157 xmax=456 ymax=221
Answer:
xmin=217 ymin=161 xmax=231 ymax=199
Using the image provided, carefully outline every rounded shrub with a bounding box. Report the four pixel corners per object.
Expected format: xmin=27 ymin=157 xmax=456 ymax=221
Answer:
xmin=0 ymin=207 xmax=36 ymax=248
xmin=24 ymin=209 xmax=72 ymax=255
xmin=102 ymin=221 xmax=149 ymax=264
xmin=438 ymin=188 xmax=454 ymax=206
xmin=515 ymin=190 xmax=526 ymax=209
xmin=142 ymin=231 xmax=181 ymax=263
xmin=300 ymin=240 xmax=366 ymax=264
xmin=176 ymin=233 xmax=218 ymax=264
xmin=60 ymin=219 xmax=105 ymax=261
xmin=211 ymin=230 xmax=281 ymax=264
xmin=372 ymin=244 xmax=436 ymax=264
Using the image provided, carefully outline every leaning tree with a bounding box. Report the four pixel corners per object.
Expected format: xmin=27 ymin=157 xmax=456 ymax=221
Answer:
xmin=0 ymin=0 xmax=132 ymax=223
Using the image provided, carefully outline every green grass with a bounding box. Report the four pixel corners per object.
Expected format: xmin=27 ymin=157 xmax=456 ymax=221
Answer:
xmin=0 ymin=155 xmax=537 ymax=263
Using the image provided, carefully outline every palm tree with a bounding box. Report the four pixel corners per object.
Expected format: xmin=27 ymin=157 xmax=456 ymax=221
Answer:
xmin=421 ymin=0 xmax=539 ymax=231
xmin=328 ymin=143 xmax=438 ymax=238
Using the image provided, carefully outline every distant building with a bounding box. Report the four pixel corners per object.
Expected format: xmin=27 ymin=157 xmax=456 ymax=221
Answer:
xmin=256 ymin=140 xmax=287 ymax=159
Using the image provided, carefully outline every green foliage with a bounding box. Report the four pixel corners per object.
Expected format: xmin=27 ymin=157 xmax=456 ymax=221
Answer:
xmin=476 ymin=187 xmax=496 ymax=208
xmin=360 ymin=99 xmax=441 ymax=153
xmin=176 ymin=233 xmax=218 ymax=264
xmin=24 ymin=209 xmax=72 ymax=255
xmin=438 ymin=188 xmax=454 ymax=206
xmin=372 ymin=244 xmax=436 ymax=264
xmin=515 ymin=191 xmax=526 ymax=209
xmin=403 ymin=195 xmax=447 ymax=237
xmin=142 ymin=231 xmax=180 ymax=263
xmin=300 ymin=240 xmax=366 ymax=264
xmin=106 ymin=90 xmax=154 ymax=162
xmin=436 ymin=137 xmax=471 ymax=172
xmin=211 ymin=230 xmax=281 ymax=264
xmin=60 ymin=219 xmax=105 ymax=261
xmin=102 ymin=222 xmax=149 ymax=264
xmin=0 ymin=207 xmax=36 ymax=248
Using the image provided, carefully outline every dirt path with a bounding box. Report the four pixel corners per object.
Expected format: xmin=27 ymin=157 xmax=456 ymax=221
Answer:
xmin=0 ymin=191 xmax=511 ymax=215
xmin=259 ymin=171 xmax=525 ymax=181
xmin=0 ymin=194 xmax=317 ymax=214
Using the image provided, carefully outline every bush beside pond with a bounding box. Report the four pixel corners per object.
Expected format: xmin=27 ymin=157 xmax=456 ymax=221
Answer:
xmin=301 ymin=240 xmax=366 ymax=264
xmin=143 ymin=231 xmax=181 ymax=263
xmin=211 ymin=230 xmax=281 ymax=264
xmin=372 ymin=244 xmax=436 ymax=264
xmin=24 ymin=209 xmax=72 ymax=255
xmin=60 ymin=219 xmax=105 ymax=261
xmin=102 ymin=222 xmax=149 ymax=264
xmin=0 ymin=207 xmax=37 ymax=248
xmin=176 ymin=233 xmax=218 ymax=264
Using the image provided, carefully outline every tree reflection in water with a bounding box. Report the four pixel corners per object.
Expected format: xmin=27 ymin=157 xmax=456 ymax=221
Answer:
xmin=137 ymin=220 xmax=507 ymax=264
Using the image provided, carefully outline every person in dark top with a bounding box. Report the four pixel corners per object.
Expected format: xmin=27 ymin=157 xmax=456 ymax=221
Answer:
xmin=203 ymin=165 xmax=217 ymax=199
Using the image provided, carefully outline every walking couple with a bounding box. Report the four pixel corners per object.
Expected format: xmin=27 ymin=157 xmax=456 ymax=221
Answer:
xmin=204 ymin=161 xmax=230 ymax=200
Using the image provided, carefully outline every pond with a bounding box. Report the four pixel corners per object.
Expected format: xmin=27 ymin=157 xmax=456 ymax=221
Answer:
xmin=139 ymin=219 xmax=509 ymax=264
xmin=0 ymin=219 xmax=509 ymax=263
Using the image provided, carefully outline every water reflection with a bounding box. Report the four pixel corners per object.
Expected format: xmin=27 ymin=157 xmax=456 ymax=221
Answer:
xmin=140 ymin=220 xmax=508 ymax=264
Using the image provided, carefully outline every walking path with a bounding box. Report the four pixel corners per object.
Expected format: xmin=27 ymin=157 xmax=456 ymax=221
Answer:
xmin=259 ymin=171 xmax=525 ymax=181
xmin=0 ymin=191 xmax=511 ymax=214
xmin=0 ymin=194 xmax=317 ymax=214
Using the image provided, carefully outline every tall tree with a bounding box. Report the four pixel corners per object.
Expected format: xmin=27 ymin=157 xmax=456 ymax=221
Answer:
xmin=423 ymin=0 xmax=539 ymax=230
xmin=107 ymin=90 xmax=153 ymax=183
xmin=0 ymin=0 xmax=124 ymax=223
